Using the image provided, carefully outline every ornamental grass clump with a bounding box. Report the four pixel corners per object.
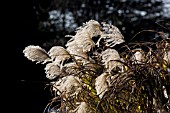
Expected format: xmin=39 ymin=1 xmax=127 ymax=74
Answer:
xmin=23 ymin=20 xmax=170 ymax=113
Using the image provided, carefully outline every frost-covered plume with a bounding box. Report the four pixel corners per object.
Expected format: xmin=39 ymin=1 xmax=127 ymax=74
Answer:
xmin=96 ymin=22 xmax=124 ymax=47
xmin=23 ymin=45 xmax=51 ymax=64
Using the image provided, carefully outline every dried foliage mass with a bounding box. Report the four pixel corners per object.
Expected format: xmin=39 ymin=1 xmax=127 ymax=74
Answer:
xmin=23 ymin=20 xmax=170 ymax=113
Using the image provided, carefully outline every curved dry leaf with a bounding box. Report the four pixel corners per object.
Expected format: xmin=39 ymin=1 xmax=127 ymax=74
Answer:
xmin=45 ymin=63 xmax=63 ymax=80
xmin=95 ymin=72 xmax=109 ymax=99
xmin=132 ymin=48 xmax=145 ymax=64
xmin=106 ymin=58 xmax=125 ymax=73
xmin=106 ymin=73 xmax=126 ymax=87
xmin=163 ymin=50 xmax=170 ymax=65
xmin=162 ymin=85 xmax=168 ymax=99
xmin=83 ymin=62 xmax=102 ymax=73
xmin=23 ymin=45 xmax=50 ymax=64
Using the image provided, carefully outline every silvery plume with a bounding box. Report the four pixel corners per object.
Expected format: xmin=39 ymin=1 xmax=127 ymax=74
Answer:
xmin=23 ymin=45 xmax=51 ymax=64
xmin=66 ymin=45 xmax=89 ymax=62
xmin=45 ymin=62 xmax=63 ymax=80
xmin=101 ymin=48 xmax=124 ymax=73
xmin=75 ymin=19 xmax=102 ymax=38
xmin=95 ymin=72 xmax=109 ymax=99
xmin=96 ymin=22 xmax=124 ymax=47
xmin=72 ymin=102 xmax=91 ymax=113
xmin=52 ymin=75 xmax=82 ymax=98
xmin=66 ymin=31 xmax=95 ymax=53
xmin=65 ymin=20 xmax=102 ymax=62
xmin=48 ymin=46 xmax=71 ymax=68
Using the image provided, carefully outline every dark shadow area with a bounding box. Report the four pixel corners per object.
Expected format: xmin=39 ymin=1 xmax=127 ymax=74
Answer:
xmin=8 ymin=0 xmax=53 ymax=112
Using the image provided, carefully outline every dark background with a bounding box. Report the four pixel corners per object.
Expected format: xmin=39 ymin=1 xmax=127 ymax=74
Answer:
xmin=10 ymin=0 xmax=53 ymax=113
xmin=9 ymin=0 xmax=170 ymax=112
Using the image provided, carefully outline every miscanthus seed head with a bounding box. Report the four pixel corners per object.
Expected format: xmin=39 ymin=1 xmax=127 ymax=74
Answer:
xmin=23 ymin=45 xmax=51 ymax=64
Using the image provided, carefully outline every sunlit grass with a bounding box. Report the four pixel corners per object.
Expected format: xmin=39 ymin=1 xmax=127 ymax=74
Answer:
xmin=23 ymin=20 xmax=170 ymax=113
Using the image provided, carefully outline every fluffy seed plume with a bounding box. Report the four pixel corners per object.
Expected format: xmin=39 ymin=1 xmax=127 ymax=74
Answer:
xmin=52 ymin=75 xmax=82 ymax=98
xmin=45 ymin=62 xmax=63 ymax=80
xmin=48 ymin=46 xmax=70 ymax=65
xmin=75 ymin=19 xmax=102 ymax=38
xmin=101 ymin=49 xmax=120 ymax=63
xmin=66 ymin=31 xmax=95 ymax=53
xmin=66 ymin=45 xmax=88 ymax=61
xmin=96 ymin=22 xmax=124 ymax=47
xmin=95 ymin=72 xmax=109 ymax=99
xmin=23 ymin=45 xmax=50 ymax=64
xmin=101 ymin=48 xmax=124 ymax=73
xmin=73 ymin=102 xmax=90 ymax=113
